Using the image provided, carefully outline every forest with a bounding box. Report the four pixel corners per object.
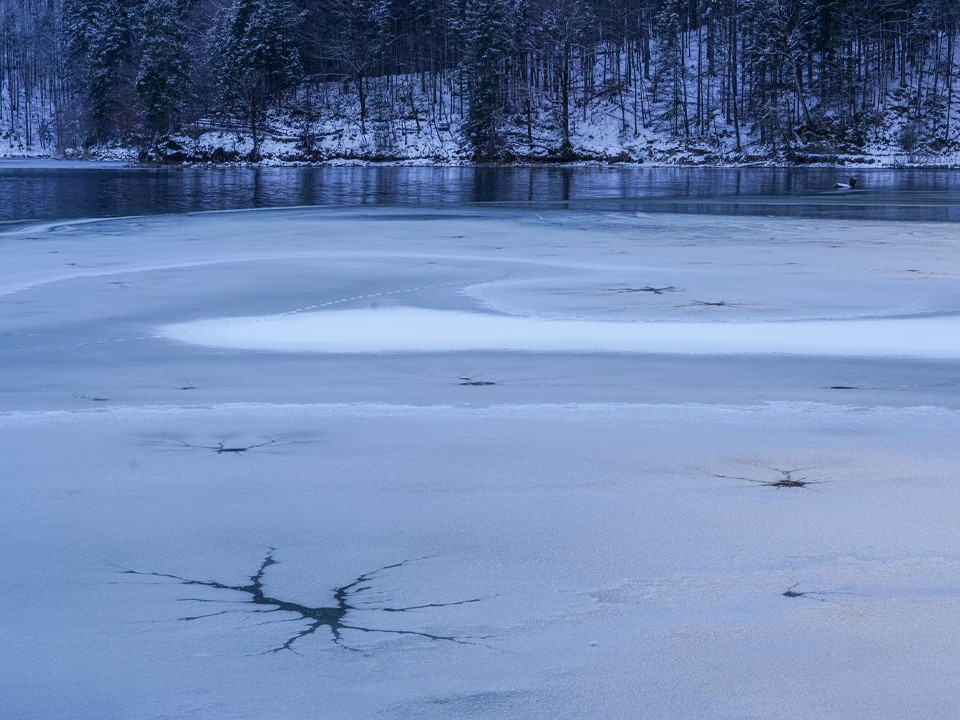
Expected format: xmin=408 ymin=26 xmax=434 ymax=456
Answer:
xmin=2 ymin=0 xmax=959 ymax=162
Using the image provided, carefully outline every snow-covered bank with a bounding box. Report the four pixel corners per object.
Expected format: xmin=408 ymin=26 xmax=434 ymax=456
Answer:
xmin=3 ymin=206 xmax=960 ymax=718
xmin=113 ymin=133 xmax=960 ymax=168
xmin=7 ymin=137 xmax=960 ymax=168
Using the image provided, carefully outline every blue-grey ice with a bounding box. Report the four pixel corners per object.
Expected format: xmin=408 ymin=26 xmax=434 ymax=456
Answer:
xmin=3 ymin=207 xmax=960 ymax=719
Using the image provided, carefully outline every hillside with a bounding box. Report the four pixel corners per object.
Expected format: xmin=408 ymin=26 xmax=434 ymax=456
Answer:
xmin=3 ymin=0 xmax=960 ymax=166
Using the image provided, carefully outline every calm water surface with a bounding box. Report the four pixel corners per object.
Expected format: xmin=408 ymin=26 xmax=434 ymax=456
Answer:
xmin=1 ymin=162 xmax=959 ymax=224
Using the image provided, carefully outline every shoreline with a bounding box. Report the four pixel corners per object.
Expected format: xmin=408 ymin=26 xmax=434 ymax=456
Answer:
xmin=4 ymin=150 xmax=960 ymax=170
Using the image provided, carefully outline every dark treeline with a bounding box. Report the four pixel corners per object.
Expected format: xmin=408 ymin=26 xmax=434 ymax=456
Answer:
xmin=2 ymin=0 xmax=959 ymax=160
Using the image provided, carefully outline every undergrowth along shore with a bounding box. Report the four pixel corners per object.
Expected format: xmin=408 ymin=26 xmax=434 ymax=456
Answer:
xmin=20 ymin=136 xmax=957 ymax=169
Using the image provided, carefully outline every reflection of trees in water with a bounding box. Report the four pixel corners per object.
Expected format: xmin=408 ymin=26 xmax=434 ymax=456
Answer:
xmin=5 ymin=168 xmax=960 ymax=224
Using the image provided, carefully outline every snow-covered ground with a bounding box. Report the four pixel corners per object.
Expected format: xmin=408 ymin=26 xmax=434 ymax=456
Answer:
xmin=3 ymin=207 xmax=960 ymax=718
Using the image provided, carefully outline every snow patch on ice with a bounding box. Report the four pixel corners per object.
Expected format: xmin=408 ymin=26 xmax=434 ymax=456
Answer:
xmin=161 ymin=306 xmax=960 ymax=359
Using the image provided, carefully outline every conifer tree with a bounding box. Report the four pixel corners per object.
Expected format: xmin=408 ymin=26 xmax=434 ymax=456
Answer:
xmin=135 ymin=0 xmax=189 ymax=135
xmin=213 ymin=0 xmax=303 ymax=158
xmin=63 ymin=0 xmax=132 ymax=141
xmin=461 ymin=0 xmax=516 ymax=160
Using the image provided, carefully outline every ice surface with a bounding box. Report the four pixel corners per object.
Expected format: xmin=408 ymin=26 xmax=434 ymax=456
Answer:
xmin=3 ymin=207 xmax=960 ymax=719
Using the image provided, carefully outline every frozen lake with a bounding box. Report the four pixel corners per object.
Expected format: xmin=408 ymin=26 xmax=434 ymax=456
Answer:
xmin=3 ymin=190 xmax=960 ymax=718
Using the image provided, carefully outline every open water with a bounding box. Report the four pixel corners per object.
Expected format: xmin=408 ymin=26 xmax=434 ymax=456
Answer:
xmin=1 ymin=162 xmax=959 ymax=225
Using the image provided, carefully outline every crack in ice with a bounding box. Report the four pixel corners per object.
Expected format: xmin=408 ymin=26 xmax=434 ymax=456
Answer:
xmin=118 ymin=551 xmax=490 ymax=654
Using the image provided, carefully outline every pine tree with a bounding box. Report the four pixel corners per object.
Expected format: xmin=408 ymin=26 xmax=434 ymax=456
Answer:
xmin=655 ymin=0 xmax=690 ymax=139
xmin=461 ymin=0 xmax=516 ymax=160
xmin=213 ymin=0 xmax=303 ymax=158
xmin=63 ymin=0 xmax=132 ymax=141
xmin=135 ymin=0 xmax=189 ymax=135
